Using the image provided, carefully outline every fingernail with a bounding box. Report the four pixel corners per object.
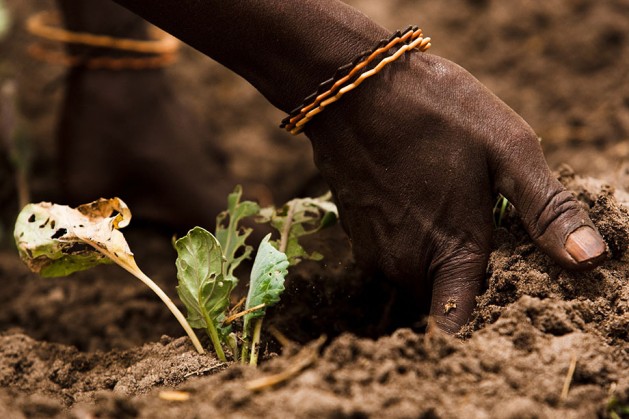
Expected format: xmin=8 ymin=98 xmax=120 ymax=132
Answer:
xmin=565 ymin=226 xmax=606 ymax=263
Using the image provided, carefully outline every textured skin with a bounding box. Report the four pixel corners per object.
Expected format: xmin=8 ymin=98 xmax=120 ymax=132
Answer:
xmin=306 ymin=52 xmax=605 ymax=331
xmin=111 ymin=0 xmax=606 ymax=332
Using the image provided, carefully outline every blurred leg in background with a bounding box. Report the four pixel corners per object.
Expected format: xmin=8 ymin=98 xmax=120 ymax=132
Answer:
xmin=46 ymin=0 xmax=235 ymax=231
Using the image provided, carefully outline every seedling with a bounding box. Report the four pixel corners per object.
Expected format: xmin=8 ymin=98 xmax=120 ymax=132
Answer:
xmin=14 ymin=187 xmax=338 ymax=365
xmin=2 ymin=80 xmax=32 ymax=245
xmin=175 ymin=227 xmax=234 ymax=361
xmin=13 ymin=198 xmax=205 ymax=354
xmin=240 ymin=235 xmax=288 ymax=365
xmin=175 ymin=187 xmax=336 ymax=365
xmin=493 ymin=194 xmax=511 ymax=227
xmin=256 ymin=191 xmax=338 ymax=265
xmin=608 ymin=396 xmax=629 ymax=419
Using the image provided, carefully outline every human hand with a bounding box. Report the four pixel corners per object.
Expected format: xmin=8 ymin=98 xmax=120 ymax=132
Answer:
xmin=305 ymin=52 xmax=607 ymax=333
xmin=108 ymin=0 xmax=607 ymax=333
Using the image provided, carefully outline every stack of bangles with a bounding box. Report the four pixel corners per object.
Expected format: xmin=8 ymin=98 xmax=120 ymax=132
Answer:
xmin=25 ymin=11 xmax=180 ymax=70
xmin=280 ymin=26 xmax=431 ymax=135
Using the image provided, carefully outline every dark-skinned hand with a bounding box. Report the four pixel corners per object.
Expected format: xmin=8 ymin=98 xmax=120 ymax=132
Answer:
xmin=112 ymin=0 xmax=608 ymax=334
xmin=305 ymin=51 xmax=607 ymax=332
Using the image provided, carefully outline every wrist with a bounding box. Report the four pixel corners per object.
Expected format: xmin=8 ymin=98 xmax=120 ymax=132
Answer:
xmin=282 ymin=27 xmax=431 ymax=134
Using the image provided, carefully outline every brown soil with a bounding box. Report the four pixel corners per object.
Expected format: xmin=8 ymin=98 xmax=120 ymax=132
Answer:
xmin=1 ymin=1 xmax=628 ymax=418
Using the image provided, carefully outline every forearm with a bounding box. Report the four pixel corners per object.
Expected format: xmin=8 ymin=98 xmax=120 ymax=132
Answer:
xmin=112 ymin=0 xmax=389 ymax=111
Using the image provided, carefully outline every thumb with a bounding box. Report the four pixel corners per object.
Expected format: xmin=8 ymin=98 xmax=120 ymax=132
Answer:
xmin=494 ymin=135 xmax=606 ymax=270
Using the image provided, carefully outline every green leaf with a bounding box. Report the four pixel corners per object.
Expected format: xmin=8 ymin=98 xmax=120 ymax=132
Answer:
xmin=14 ymin=199 xmax=207 ymax=354
xmin=175 ymin=227 xmax=235 ymax=330
xmin=215 ymin=185 xmax=260 ymax=277
xmin=244 ymin=234 xmax=288 ymax=328
xmin=257 ymin=192 xmax=338 ymax=265
xmin=12 ymin=200 xmax=136 ymax=277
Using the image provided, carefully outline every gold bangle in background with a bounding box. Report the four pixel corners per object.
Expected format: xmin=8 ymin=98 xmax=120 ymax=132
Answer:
xmin=26 ymin=10 xmax=180 ymax=70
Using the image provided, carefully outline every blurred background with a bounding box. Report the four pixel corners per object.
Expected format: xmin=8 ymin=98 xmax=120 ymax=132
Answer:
xmin=1 ymin=0 xmax=628 ymax=243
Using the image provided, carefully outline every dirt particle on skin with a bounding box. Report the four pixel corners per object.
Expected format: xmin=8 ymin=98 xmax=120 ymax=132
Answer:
xmin=444 ymin=299 xmax=457 ymax=314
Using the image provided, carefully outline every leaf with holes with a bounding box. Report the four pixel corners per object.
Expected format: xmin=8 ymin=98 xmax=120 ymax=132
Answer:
xmin=257 ymin=192 xmax=338 ymax=265
xmin=215 ymin=185 xmax=260 ymax=278
xmin=13 ymin=198 xmax=205 ymax=354
xmin=13 ymin=199 xmax=132 ymax=277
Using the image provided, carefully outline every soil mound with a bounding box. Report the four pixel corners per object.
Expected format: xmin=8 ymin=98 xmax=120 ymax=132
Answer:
xmin=0 ymin=173 xmax=626 ymax=419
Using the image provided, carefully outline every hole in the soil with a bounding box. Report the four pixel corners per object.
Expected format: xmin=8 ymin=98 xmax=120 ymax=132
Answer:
xmin=601 ymin=29 xmax=624 ymax=48
xmin=592 ymin=137 xmax=607 ymax=150
xmin=533 ymin=13 xmax=550 ymax=29
xmin=568 ymin=116 xmax=584 ymax=128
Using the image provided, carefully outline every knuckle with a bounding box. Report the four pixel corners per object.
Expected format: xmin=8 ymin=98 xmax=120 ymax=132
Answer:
xmin=527 ymin=188 xmax=582 ymax=240
xmin=430 ymin=239 xmax=488 ymax=285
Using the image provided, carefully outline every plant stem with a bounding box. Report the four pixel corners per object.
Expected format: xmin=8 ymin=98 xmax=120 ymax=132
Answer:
xmin=88 ymin=241 xmax=205 ymax=355
xmin=227 ymin=333 xmax=239 ymax=362
xmin=126 ymin=264 xmax=205 ymax=354
xmin=279 ymin=201 xmax=296 ymax=253
xmin=241 ymin=321 xmax=250 ymax=365
xmin=201 ymin=307 xmax=227 ymax=362
xmin=250 ymin=318 xmax=263 ymax=366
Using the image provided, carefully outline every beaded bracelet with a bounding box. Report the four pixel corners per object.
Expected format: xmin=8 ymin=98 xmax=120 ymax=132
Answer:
xmin=280 ymin=26 xmax=431 ymax=135
xmin=280 ymin=26 xmax=420 ymax=129
xmin=282 ymin=27 xmax=424 ymax=131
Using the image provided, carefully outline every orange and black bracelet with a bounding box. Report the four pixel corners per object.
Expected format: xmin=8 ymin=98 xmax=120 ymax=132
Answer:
xmin=280 ymin=26 xmax=431 ymax=135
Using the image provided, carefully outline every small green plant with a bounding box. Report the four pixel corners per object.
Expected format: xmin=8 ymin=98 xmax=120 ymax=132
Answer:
xmin=13 ymin=198 xmax=205 ymax=354
xmin=13 ymin=186 xmax=337 ymax=365
xmin=608 ymin=396 xmax=629 ymax=419
xmin=175 ymin=186 xmax=337 ymax=365
xmin=256 ymin=191 xmax=338 ymax=264
xmin=2 ymin=80 xmax=32 ymax=246
xmin=240 ymin=235 xmax=288 ymax=365
xmin=493 ymin=194 xmax=511 ymax=227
